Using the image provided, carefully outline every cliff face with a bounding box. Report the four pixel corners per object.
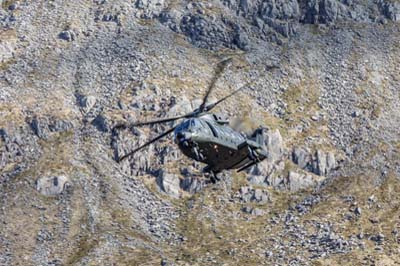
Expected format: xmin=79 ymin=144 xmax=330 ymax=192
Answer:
xmin=1 ymin=1 xmax=400 ymax=265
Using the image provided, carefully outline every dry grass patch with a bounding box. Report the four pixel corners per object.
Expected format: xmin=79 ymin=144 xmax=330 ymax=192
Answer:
xmin=0 ymin=103 xmax=25 ymax=127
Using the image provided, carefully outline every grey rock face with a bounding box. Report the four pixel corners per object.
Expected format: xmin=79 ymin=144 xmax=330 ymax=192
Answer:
xmin=295 ymin=195 xmax=322 ymax=214
xmin=292 ymin=147 xmax=311 ymax=169
xmin=286 ymin=171 xmax=315 ymax=192
xmin=80 ymin=95 xmax=96 ymax=113
xmin=259 ymin=0 xmax=300 ymax=20
xmin=157 ymin=171 xmax=181 ymax=198
xmin=0 ymin=29 xmax=17 ymax=63
xmin=316 ymin=150 xmax=328 ymax=176
xmin=30 ymin=117 xmax=73 ymax=139
xmin=354 ymin=207 xmax=362 ymax=216
xmin=292 ymin=147 xmax=336 ymax=176
xmin=135 ymin=0 xmax=166 ymax=19
xmin=180 ymin=176 xmax=204 ymax=194
xmin=243 ymin=206 xmax=265 ymax=216
xmin=303 ymin=0 xmax=339 ymax=24
xmin=58 ymin=30 xmax=76 ymax=42
xmin=239 ymin=186 xmax=270 ymax=203
xmin=264 ymin=173 xmax=285 ymax=189
xmin=265 ymin=129 xmax=285 ymax=163
xmin=378 ymin=0 xmax=400 ymax=21
xmin=233 ymin=26 xmax=250 ymax=51
xmin=247 ymin=129 xmax=285 ymax=187
xmin=369 ymin=233 xmax=385 ymax=244
xmin=36 ymin=175 xmax=71 ymax=196
xmin=112 ymin=128 xmax=154 ymax=176
xmin=48 ymin=120 xmax=73 ymax=133
xmin=155 ymin=0 xmax=400 ymax=49
xmin=315 ymin=150 xmax=336 ymax=176
xmin=178 ymin=14 xmax=236 ymax=50
xmin=0 ymin=126 xmax=41 ymax=182
xmin=30 ymin=117 xmax=49 ymax=139
xmin=92 ymin=114 xmax=110 ymax=133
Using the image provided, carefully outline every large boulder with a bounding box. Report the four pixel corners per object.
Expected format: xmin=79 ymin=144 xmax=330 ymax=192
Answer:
xmin=239 ymin=186 xmax=270 ymax=203
xmin=292 ymin=147 xmax=337 ymax=176
xmin=260 ymin=0 xmax=300 ymax=20
xmin=314 ymin=150 xmax=337 ymax=176
xmin=247 ymin=129 xmax=285 ymax=187
xmin=113 ymin=128 xmax=154 ymax=176
xmin=135 ymin=0 xmax=166 ymax=19
xmin=265 ymin=129 xmax=285 ymax=163
xmin=0 ymin=29 xmax=17 ymax=64
xmin=379 ymin=0 xmax=400 ymax=21
xmin=30 ymin=116 xmax=73 ymax=139
xmin=92 ymin=114 xmax=110 ymax=132
xmin=80 ymin=95 xmax=96 ymax=113
xmin=292 ymin=146 xmax=311 ymax=169
xmin=36 ymin=175 xmax=71 ymax=196
xmin=157 ymin=171 xmax=180 ymax=198
xmin=286 ymin=171 xmax=315 ymax=192
xmin=180 ymin=176 xmax=204 ymax=194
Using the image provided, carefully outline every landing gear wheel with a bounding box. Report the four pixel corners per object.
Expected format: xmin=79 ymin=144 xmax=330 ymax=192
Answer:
xmin=209 ymin=171 xmax=220 ymax=184
xmin=203 ymin=166 xmax=220 ymax=183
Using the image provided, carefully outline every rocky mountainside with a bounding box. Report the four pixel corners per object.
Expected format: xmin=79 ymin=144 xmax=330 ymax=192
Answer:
xmin=1 ymin=0 xmax=400 ymax=265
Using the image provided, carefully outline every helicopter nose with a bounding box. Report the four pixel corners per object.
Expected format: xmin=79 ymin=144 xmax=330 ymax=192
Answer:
xmin=176 ymin=132 xmax=185 ymax=139
xmin=175 ymin=132 xmax=192 ymax=145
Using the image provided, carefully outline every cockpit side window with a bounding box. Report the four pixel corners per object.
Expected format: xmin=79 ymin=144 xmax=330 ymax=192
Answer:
xmin=190 ymin=119 xmax=205 ymax=132
xmin=180 ymin=120 xmax=190 ymax=130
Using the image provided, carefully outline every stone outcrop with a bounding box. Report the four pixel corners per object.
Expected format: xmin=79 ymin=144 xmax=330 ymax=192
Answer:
xmin=29 ymin=117 xmax=73 ymax=139
xmin=247 ymin=129 xmax=289 ymax=189
xmin=156 ymin=0 xmax=400 ymax=49
xmin=292 ymin=147 xmax=337 ymax=176
xmin=180 ymin=176 xmax=204 ymax=194
xmin=0 ymin=29 xmax=17 ymax=63
xmin=36 ymin=175 xmax=71 ymax=196
xmin=286 ymin=171 xmax=321 ymax=192
xmin=157 ymin=171 xmax=181 ymax=198
xmin=80 ymin=95 xmax=97 ymax=113
xmin=239 ymin=186 xmax=270 ymax=203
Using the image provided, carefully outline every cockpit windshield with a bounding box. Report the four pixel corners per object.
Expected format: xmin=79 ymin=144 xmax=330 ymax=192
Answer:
xmin=177 ymin=120 xmax=190 ymax=131
xmin=176 ymin=118 xmax=209 ymax=134
xmin=177 ymin=119 xmax=198 ymax=131
xmin=191 ymin=119 xmax=201 ymax=129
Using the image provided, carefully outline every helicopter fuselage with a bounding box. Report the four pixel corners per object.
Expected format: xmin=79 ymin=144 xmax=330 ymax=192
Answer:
xmin=173 ymin=115 xmax=267 ymax=173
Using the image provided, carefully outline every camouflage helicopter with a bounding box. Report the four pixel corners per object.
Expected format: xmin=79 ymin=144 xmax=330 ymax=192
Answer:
xmin=115 ymin=58 xmax=268 ymax=182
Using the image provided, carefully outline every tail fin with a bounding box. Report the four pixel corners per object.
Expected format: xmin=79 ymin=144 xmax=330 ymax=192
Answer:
xmin=251 ymin=127 xmax=265 ymax=146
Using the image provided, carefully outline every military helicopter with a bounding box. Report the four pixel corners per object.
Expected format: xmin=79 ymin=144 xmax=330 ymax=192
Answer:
xmin=115 ymin=58 xmax=268 ymax=182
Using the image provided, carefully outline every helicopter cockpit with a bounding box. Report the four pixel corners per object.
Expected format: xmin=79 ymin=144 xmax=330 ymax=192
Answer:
xmin=175 ymin=118 xmax=210 ymax=134
xmin=174 ymin=118 xmax=216 ymax=143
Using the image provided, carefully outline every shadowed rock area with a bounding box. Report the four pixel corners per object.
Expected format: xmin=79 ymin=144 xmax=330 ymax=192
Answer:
xmin=1 ymin=0 xmax=400 ymax=265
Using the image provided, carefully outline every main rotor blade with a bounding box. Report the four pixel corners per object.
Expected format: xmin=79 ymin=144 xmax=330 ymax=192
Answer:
xmin=203 ymin=84 xmax=246 ymax=112
xmin=113 ymin=113 xmax=191 ymax=132
xmin=130 ymin=114 xmax=188 ymax=127
xmin=198 ymin=58 xmax=232 ymax=112
xmin=117 ymin=125 xmax=177 ymax=163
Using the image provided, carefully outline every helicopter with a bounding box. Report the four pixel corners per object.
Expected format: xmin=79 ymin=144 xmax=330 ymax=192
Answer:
xmin=114 ymin=58 xmax=269 ymax=183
